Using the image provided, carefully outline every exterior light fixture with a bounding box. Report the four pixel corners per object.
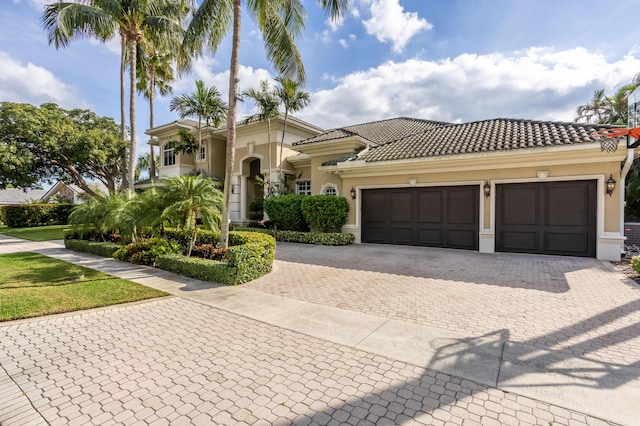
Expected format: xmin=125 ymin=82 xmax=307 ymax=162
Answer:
xmin=350 ymin=187 xmax=356 ymax=200
xmin=483 ymin=182 xmax=491 ymax=198
xmin=606 ymin=175 xmax=616 ymax=197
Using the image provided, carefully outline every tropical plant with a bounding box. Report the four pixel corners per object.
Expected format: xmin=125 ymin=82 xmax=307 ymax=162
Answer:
xmin=181 ymin=0 xmax=348 ymax=247
xmin=575 ymin=89 xmax=610 ymax=124
xmin=135 ymin=152 xmax=161 ymax=181
xmin=169 ymin=80 xmax=228 ymax=174
xmin=164 ymin=129 xmax=199 ymax=156
xmin=42 ymin=0 xmax=188 ymax=195
xmin=242 ymin=80 xmax=280 ymax=192
xmin=137 ymin=41 xmax=178 ymax=178
xmin=275 ymin=76 xmax=310 ymax=177
xmin=159 ymin=174 xmax=224 ymax=255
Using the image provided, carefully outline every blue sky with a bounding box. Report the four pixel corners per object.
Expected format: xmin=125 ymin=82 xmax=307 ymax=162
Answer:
xmin=2 ymin=0 xmax=639 ymax=161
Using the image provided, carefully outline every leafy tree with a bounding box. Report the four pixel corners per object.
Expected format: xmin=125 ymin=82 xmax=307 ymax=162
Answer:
xmin=242 ymin=80 xmax=279 ymax=192
xmin=169 ymin=80 xmax=228 ymax=174
xmin=182 ymin=0 xmax=347 ymax=247
xmin=159 ymin=174 xmax=223 ymax=255
xmin=0 ymin=102 xmax=125 ymax=195
xmin=42 ymin=0 xmax=188 ymax=195
xmin=275 ymin=76 xmax=310 ymax=177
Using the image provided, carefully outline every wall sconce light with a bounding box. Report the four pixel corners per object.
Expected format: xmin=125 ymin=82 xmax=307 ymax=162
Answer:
xmin=350 ymin=187 xmax=356 ymax=200
xmin=606 ymin=175 xmax=616 ymax=197
xmin=483 ymin=181 xmax=491 ymax=198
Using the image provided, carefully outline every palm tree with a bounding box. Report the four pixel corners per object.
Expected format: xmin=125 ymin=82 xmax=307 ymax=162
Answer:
xmin=135 ymin=152 xmax=160 ymax=181
xmin=137 ymin=42 xmax=177 ymax=179
xmin=242 ymin=80 xmax=279 ymax=194
xmin=182 ymin=0 xmax=348 ymax=247
xmin=275 ymin=76 xmax=310 ymax=178
xmin=42 ymin=0 xmax=188 ymax=195
xmin=159 ymin=174 xmax=223 ymax=256
xmin=607 ymin=83 xmax=638 ymax=125
xmin=164 ymin=129 xmax=199 ymax=156
xmin=169 ymin=80 xmax=228 ymax=174
xmin=575 ymin=89 xmax=611 ymax=124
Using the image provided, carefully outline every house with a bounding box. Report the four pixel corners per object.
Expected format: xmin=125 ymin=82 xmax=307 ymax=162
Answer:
xmin=144 ymin=115 xmax=633 ymax=261
xmin=0 ymin=182 xmax=100 ymax=207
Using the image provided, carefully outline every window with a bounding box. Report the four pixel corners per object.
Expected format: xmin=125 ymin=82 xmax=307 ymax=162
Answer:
xmin=321 ymin=183 xmax=338 ymax=196
xmin=198 ymin=146 xmax=206 ymax=161
xmin=296 ymin=180 xmax=311 ymax=195
xmin=163 ymin=147 xmax=176 ymax=166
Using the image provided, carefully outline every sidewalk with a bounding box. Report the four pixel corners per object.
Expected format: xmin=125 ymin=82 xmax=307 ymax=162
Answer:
xmin=1 ymin=235 xmax=639 ymax=425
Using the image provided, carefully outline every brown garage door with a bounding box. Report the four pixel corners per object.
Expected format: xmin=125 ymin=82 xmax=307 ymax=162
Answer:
xmin=496 ymin=181 xmax=596 ymax=257
xmin=361 ymin=186 xmax=479 ymax=250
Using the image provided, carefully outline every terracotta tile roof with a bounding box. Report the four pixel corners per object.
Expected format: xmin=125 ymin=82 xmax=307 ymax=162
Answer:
xmin=350 ymin=118 xmax=618 ymax=163
xmin=295 ymin=117 xmax=450 ymax=146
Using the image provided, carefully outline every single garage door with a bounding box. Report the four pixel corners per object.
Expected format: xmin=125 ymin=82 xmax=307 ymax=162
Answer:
xmin=496 ymin=180 xmax=596 ymax=257
xmin=361 ymin=186 xmax=479 ymax=250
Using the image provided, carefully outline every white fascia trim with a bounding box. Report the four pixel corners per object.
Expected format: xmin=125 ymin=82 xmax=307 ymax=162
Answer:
xmin=294 ymin=137 xmax=369 ymax=156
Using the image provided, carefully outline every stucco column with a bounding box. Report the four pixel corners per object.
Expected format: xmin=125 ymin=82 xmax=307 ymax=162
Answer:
xmin=240 ymin=175 xmax=247 ymax=221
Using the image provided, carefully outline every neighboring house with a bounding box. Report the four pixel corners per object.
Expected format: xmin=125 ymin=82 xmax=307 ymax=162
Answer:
xmin=0 ymin=182 xmax=99 ymax=207
xmin=145 ymin=115 xmax=633 ymax=261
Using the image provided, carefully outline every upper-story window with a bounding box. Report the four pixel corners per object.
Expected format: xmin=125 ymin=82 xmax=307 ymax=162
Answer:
xmin=198 ymin=146 xmax=206 ymax=161
xmin=296 ymin=180 xmax=311 ymax=195
xmin=321 ymin=183 xmax=338 ymax=196
xmin=163 ymin=147 xmax=176 ymax=166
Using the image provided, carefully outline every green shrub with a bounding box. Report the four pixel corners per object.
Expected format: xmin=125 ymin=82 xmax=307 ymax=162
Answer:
xmin=1 ymin=204 xmax=74 ymax=227
xmin=113 ymin=238 xmax=181 ymax=266
xmin=632 ymin=256 xmax=640 ymax=274
xmin=300 ymin=195 xmax=349 ymax=233
xmin=64 ymin=239 xmax=121 ymax=257
xmin=156 ymin=254 xmax=238 ymax=284
xmin=233 ymin=227 xmax=354 ymax=245
xmin=263 ymin=194 xmax=308 ymax=231
xmin=248 ymin=196 xmax=264 ymax=221
xmin=163 ymin=228 xmax=220 ymax=252
xmin=191 ymin=244 xmax=228 ymax=261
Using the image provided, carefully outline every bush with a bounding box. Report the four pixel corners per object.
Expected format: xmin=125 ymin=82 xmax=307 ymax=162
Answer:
xmin=163 ymin=228 xmax=220 ymax=252
xmin=113 ymin=237 xmax=181 ymax=266
xmin=248 ymin=196 xmax=264 ymax=221
xmin=157 ymin=231 xmax=276 ymax=285
xmin=300 ymin=195 xmax=349 ymax=233
xmin=233 ymin=227 xmax=354 ymax=245
xmin=263 ymin=194 xmax=308 ymax=231
xmin=64 ymin=239 xmax=121 ymax=257
xmin=1 ymin=204 xmax=74 ymax=228
xmin=192 ymin=244 xmax=228 ymax=261
xmin=632 ymin=256 xmax=640 ymax=274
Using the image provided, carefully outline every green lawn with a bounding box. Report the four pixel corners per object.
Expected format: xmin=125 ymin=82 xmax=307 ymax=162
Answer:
xmin=0 ymin=224 xmax=67 ymax=241
xmin=0 ymin=252 xmax=168 ymax=322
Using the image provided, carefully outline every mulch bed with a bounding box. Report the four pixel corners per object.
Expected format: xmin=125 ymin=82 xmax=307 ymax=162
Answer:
xmin=611 ymin=256 xmax=640 ymax=285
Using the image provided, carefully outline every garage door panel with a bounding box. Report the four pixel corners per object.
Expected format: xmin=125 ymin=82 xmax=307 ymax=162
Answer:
xmin=416 ymin=228 xmax=443 ymax=245
xmin=362 ymin=186 xmax=479 ymax=250
xmin=417 ymin=191 xmax=443 ymax=223
xmin=501 ymin=186 xmax=538 ymax=225
xmin=390 ymin=192 xmax=413 ymax=222
xmin=546 ymin=186 xmax=588 ymax=226
xmin=496 ymin=181 xmax=595 ymax=257
xmin=500 ymin=231 xmax=539 ymax=251
xmin=545 ymin=233 xmax=588 ymax=254
xmin=448 ymin=230 xmax=477 ymax=249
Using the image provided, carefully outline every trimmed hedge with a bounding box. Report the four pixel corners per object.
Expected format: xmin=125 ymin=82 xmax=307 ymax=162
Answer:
xmin=113 ymin=238 xmax=181 ymax=266
xmin=301 ymin=195 xmax=349 ymax=233
xmin=64 ymin=239 xmax=121 ymax=257
xmin=157 ymin=231 xmax=275 ymax=285
xmin=263 ymin=194 xmax=308 ymax=231
xmin=163 ymin=228 xmax=220 ymax=251
xmin=233 ymin=227 xmax=354 ymax=246
xmin=1 ymin=204 xmax=74 ymax=228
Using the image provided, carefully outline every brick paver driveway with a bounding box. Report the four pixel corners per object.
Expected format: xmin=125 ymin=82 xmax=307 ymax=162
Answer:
xmin=246 ymin=243 xmax=640 ymax=366
xmin=2 ymin=241 xmax=639 ymax=425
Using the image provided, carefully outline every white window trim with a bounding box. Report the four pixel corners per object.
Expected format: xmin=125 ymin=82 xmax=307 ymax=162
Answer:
xmin=163 ymin=147 xmax=176 ymax=166
xmin=296 ymin=180 xmax=311 ymax=195
xmin=197 ymin=145 xmax=206 ymax=162
xmin=320 ymin=183 xmax=339 ymax=196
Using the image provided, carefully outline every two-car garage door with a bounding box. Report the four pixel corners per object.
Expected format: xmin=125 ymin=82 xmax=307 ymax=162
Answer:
xmin=361 ymin=180 xmax=597 ymax=257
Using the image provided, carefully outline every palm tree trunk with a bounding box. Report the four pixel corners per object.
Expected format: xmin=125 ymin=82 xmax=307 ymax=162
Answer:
xmin=219 ymin=0 xmax=242 ymax=248
xmin=149 ymin=66 xmax=156 ymax=179
xmin=267 ymin=117 xmax=271 ymax=194
xmin=128 ymin=40 xmax=137 ymax=196
xmin=120 ymin=34 xmax=127 ymax=192
xmin=198 ymin=116 xmax=202 ymax=174
xmin=279 ymin=110 xmax=288 ymax=179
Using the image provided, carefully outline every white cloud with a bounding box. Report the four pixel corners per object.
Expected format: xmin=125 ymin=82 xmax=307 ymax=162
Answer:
xmin=361 ymin=0 xmax=432 ymax=53
xmin=325 ymin=15 xmax=345 ymax=32
xmin=88 ymin=36 xmax=121 ymax=56
xmin=298 ymin=47 xmax=640 ymax=129
xmin=339 ymin=39 xmax=349 ymax=48
xmin=0 ymin=50 xmax=87 ymax=107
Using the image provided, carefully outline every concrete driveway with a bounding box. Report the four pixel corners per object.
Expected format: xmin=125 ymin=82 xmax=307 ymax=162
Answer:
xmin=1 ymin=237 xmax=639 ymax=425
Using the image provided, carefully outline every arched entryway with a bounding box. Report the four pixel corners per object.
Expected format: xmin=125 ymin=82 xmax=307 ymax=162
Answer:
xmin=238 ymin=157 xmax=264 ymax=222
